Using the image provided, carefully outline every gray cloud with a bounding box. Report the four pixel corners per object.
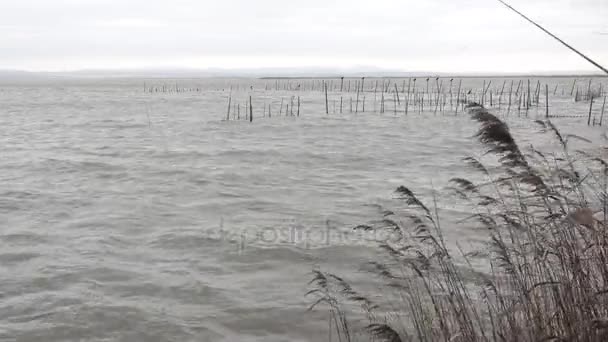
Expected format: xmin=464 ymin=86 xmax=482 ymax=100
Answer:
xmin=0 ymin=0 xmax=606 ymax=72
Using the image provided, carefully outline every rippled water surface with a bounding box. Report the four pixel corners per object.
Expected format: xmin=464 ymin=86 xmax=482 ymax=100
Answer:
xmin=0 ymin=76 xmax=606 ymax=341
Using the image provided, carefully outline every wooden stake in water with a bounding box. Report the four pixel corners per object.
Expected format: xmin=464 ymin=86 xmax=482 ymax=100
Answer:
xmin=600 ymin=96 xmax=606 ymax=126
xmin=435 ymin=78 xmax=441 ymax=107
xmin=588 ymin=97 xmax=594 ymax=125
xmin=394 ymin=83 xmax=400 ymax=105
xmin=482 ymin=81 xmax=492 ymax=106
xmin=517 ymin=94 xmax=521 ymax=116
xmin=297 ymin=96 xmax=301 ymax=117
xmin=527 ymin=79 xmax=531 ymax=109
xmin=545 ymin=84 xmax=549 ymax=118
xmin=227 ymin=93 xmax=232 ymax=121
xmin=393 ymin=90 xmax=397 ymax=116
xmin=324 ymin=82 xmax=329 ymax=115
xmin=571 ymin=79 xmax=577 ymax=96
xmin=355 ymin=86 xmax=360 ymax=113
xmin=507 ymin=80 xmax=513 ymax=115
xmin=249 ymin=96 xmax=253 ymax=122
xmin=455 ymin=79 xmax=462 ymax=115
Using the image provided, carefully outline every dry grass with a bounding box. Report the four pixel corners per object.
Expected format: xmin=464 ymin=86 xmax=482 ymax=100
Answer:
xmin=307 ymin=103 xmax=608 ymax=341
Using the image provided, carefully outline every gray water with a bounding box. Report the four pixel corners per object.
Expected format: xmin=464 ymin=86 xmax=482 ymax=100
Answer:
xmin=0 ymin=77 xmax=606 ymax=341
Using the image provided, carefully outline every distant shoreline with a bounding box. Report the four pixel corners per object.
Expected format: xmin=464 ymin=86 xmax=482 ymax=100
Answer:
xmin=258 ymin=74 xmax=608 ymax=79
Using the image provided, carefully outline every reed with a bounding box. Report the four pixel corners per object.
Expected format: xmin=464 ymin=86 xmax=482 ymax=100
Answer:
xmin=308 ymin=103 xmax=608 ymax=342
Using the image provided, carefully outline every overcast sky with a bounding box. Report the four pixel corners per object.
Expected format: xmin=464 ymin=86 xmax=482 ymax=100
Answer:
xmin=1 ymin=0 xmax=606 ymax=73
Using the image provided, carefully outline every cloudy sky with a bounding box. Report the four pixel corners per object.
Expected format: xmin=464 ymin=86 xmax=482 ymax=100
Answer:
xmin=1 ymin=0 xmax=606 ymax=73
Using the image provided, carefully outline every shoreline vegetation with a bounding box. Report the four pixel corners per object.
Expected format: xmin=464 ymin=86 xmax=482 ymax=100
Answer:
xmin=306 ymin=102 xmax=608 ymax=341
xmin=305 ymin=9 xmax=608 ymax=340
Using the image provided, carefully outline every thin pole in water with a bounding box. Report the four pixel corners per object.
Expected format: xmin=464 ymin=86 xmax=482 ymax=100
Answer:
xmin=249 ymin=96 xmax=253 ymax=122
xmin=324 ymin=82 xmax=329 ymax=114
xmin=588 ymin=97 xmax=594 ymax=126
xmin=545 ymin=84 xmax=549 ymax=118
xmin=227 ymin=92 xmax=232 ymax=121
xmin=600 ymin=96 xmax=606 ymax=126
xmin=455 ymin=79 xmax=462 ymax=115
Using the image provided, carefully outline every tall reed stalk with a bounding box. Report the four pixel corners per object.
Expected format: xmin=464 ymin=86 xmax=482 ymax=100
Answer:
xmin=308 ymin=102 xmax=608 ymax=342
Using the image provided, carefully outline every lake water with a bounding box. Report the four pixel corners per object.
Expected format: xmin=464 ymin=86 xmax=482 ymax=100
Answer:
xmin=0 ymin=76 xmax=606 ymax=341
